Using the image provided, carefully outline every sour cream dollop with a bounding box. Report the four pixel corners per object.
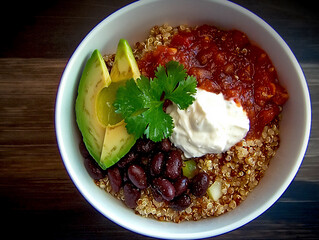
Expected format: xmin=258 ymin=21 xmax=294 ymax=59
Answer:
xmin=166 ymin=88 xmax=250 ymax=158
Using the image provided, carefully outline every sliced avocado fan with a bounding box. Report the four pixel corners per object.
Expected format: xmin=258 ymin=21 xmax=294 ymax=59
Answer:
xmin=75 ymin=39 xmax=141 ymax=169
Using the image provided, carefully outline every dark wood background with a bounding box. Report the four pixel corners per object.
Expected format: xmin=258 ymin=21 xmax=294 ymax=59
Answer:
xmin=1 ymin=0 xmax=318 ymax=239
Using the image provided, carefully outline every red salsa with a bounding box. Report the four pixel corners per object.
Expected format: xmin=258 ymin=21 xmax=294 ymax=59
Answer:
xmin=138 ymin=24 xmax=289 ymax=138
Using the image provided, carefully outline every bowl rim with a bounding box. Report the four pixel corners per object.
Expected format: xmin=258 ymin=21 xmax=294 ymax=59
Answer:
xmin=55 ymin=0 xmax=312 ymax=239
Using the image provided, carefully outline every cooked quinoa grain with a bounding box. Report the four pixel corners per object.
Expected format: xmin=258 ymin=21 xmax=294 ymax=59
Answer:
xmin=97 ymin=24 xmax=285 ymax=223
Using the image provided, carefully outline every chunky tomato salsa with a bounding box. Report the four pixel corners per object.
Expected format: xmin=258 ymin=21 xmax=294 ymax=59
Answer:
xmin=138 ymin=24 xmax=289 ymax=138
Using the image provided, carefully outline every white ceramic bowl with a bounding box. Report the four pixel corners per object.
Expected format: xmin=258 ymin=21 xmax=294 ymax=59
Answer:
xmin=55 ymin=0 xmax=311 ymax=238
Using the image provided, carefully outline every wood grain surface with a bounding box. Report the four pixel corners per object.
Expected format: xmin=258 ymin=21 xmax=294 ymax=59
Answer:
xmin=1 ymin=0 xmax=318 ymax=239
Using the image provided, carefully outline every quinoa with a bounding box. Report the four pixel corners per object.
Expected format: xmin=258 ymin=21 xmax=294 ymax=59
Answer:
xmin=99 ymin=24 xmax=283 ymax=223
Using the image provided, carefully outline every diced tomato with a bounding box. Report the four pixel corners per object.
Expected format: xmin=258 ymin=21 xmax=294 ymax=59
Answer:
xmin=170 ymin=31 xmax=194 ymax=49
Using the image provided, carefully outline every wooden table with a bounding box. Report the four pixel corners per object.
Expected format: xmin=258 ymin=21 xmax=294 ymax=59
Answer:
xmin=1 ymin=0 xmax=318 ymax=239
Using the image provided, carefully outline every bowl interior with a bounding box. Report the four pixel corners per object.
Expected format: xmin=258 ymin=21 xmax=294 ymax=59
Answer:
xmin=55 ymin=0 xmax=311 ymax=239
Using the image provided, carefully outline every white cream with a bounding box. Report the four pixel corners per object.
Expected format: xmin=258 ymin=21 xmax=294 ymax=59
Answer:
xmin=166 ymin=88 xmax=250 ymax=158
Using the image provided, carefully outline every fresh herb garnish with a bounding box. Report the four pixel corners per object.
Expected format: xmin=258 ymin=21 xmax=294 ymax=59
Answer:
xmin=113 ymin=61 xmax=197 ymax=142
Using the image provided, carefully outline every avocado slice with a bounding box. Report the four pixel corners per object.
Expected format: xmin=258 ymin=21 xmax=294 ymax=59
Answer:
xmin=75 ymin=49 xmax=111 ymax=161
xmin=110 ymin=39 xmax=140 ymax=82
xmin=76 ymin=40 xmax=141 ymax=170
xmin=100 ymin=39 xmax=141 ymax=169
xmin=100 ymin=121 xmax=136 ymax=168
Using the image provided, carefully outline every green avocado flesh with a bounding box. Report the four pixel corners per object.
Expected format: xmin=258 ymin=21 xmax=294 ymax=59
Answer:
xmin=75 ymin=49 xmax=111 ymax=162
xmin=76 ymin=39 xmax=141 ymax=170
xmin=97 ymin=81 xmax=125 ymax=126
xmin=110 ymin=39 xmax=141 ymax=82
xmin=100 ymin=121 xmax=136 ymax=168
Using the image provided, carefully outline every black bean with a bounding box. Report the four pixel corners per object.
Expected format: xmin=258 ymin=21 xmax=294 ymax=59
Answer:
xmin=170 ymin=194 xmax=191 ymax=211
xmin=117 ymin=151 xmax=138 ymax=168
xmin=153 ymin=178 xmax=175 ymax=201
xmin=84 ymin=157 xmax=104 ymax=180
xmin=159 ymin=138 xmax=171 ymax=152
xmin=164 ymin=150 xmax=183 ymax=180
xmin=151 ymin=186 xmax=164 ymax=202
xmin=107 ymin=166 xmax=122 ymax=193
xmin=174 ymin=176 xmax=189 ymax=196
xmin=150 ymin=152 xmax=165 ymax=176
xmin=191 ymin=172 xmax=209 ymax=197
xmin=127 ymin=164 xmax=148 ymax=189
xmin=136 ymin=138 xmax=156 ymax=153
xmin=123 ymin=183 xmax=141 ymax=208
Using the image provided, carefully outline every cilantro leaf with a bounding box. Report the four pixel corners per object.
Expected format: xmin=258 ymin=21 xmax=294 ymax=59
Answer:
xmin=165 ymin=75 xmax=197 ymax=109
xmin=113 ymin=60 xmax=197 ymax=142
xmin=125 ymin=114 xmax=148 ymax=139
xmin=143 ymin=103 xmax=174 ymax=142
xmin=113 ymin=78 xmax=145 ymax=118
xmin=155 ymin=61 xmax=187 ymax=94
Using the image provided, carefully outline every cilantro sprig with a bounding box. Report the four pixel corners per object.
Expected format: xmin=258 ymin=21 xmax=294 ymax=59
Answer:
xmin=113 ymin=61 xmax=197 ymax=142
